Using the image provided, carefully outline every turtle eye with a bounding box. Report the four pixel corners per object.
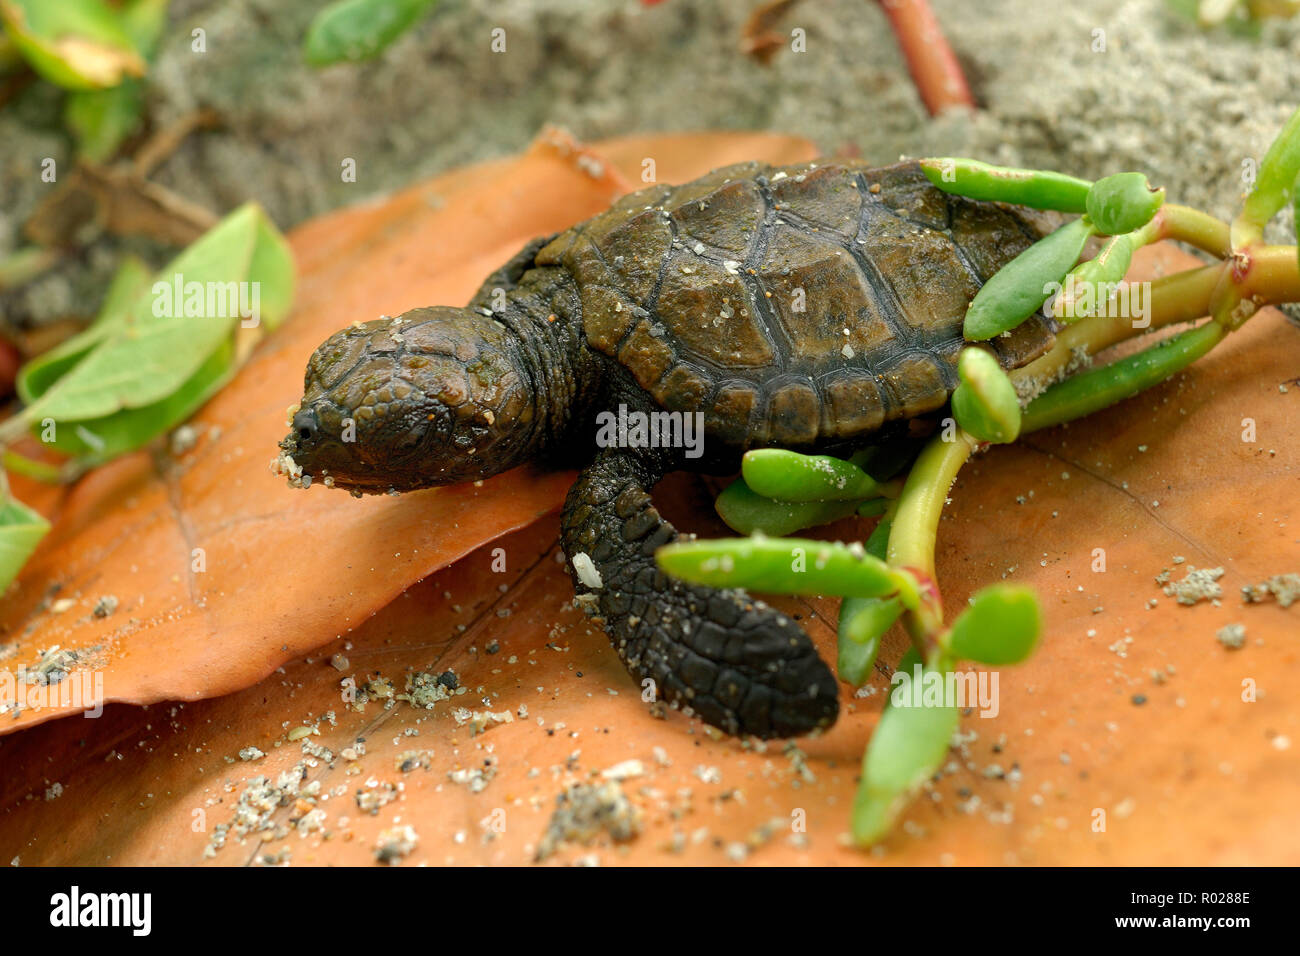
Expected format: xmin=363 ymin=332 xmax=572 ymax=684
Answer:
xmin=392 ymin=419 xmax=429 ymax=457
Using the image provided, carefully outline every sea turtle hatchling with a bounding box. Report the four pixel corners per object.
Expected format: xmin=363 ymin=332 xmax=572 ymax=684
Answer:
xmin=277 ymin=159 xmax=1062 ymax=739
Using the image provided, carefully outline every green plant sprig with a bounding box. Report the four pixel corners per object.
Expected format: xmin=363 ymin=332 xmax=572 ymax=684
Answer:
xmin=0 ymin=203 xmax=295 ymax=593
xmin=659 ymin=105 xmax=1300 ymax=846
xmin=303 ymin=0 xmax=441 ymax=67
xmin=0 ymin=0 xmax=173 ymax=161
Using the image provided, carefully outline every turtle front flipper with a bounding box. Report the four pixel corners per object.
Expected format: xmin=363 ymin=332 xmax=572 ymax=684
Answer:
xmin=560 ymin=447 xmax=839 ymax=739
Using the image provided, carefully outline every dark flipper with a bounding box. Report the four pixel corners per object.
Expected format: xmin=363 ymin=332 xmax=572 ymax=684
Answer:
xmin=560 ymin=447 xmax=839 ymax=739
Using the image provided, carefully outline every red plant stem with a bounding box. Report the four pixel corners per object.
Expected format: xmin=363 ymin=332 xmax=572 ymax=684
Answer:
xmin=876 ymin=0 xmax=976 ymax=115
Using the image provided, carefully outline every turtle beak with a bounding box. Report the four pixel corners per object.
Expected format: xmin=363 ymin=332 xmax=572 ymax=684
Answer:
xmin=275 ymin=402 xmax=327 ymax=489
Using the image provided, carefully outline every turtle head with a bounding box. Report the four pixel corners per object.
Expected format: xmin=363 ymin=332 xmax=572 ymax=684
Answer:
xmin=277 ymin=306 xmax=538 ymax=495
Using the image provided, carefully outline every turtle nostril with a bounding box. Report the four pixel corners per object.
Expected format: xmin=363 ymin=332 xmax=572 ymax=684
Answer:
xmin=292 ymin=406 xmax=319 ymax=443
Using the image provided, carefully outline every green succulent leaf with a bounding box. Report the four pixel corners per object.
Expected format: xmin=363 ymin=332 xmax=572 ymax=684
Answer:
xmin=0 ymin=0 xmax=146 ymax=90
xmin=303 ymin=0 xmax=439 ymax=66
xmin=1052 ymin=231 xmax=1139 ymax=323
xmin=1086 ymin=173 xmax=1165 ymax=237
xmin=714 ymin=476 xmax=861 ymax=536
xmin=863 ymin=511 xmax=893 ymax=559
xmin=1023 ymin=321 xmax=1224 ymax=433
xmin=945 ymin=584 xmax=1041 ymax=664
xmin=656 ymin=535 xmax=908 ymax=600
xmin=0 ymin=497 xmax=50 ymax=594
xmin=838 ymin=595 xmax=899 ymax=686
xmin=741 ymin=448 xmax=880 ymax=502
xmin=836 ymin=516 xmax=897 ymax=686
xmin=1240 ymin=106 xmax=1300 ymax=235
xmin=852 ymin=649 xmax=958 ymax=845
xmin=838 ymin=592 xmax=903 ymax=687
xmin=963 ymin=217 xmax=1094 ymax=341
xmin=950 ymin=347 xmax=1021 ymax=444
xmin=918 ymin=158 xmax=1092 ymax=212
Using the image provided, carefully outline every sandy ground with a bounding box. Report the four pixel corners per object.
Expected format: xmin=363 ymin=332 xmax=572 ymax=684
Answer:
xmin=2 ymin=0 xmax=1298 ymax=329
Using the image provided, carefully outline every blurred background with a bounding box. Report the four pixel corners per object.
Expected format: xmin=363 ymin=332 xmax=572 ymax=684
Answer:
xmin=2 ymin=0 xmax=1298 ymax=345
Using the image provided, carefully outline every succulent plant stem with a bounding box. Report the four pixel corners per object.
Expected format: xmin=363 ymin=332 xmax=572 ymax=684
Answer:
xmin=886 ymin=429 xmax=976 ymax=656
